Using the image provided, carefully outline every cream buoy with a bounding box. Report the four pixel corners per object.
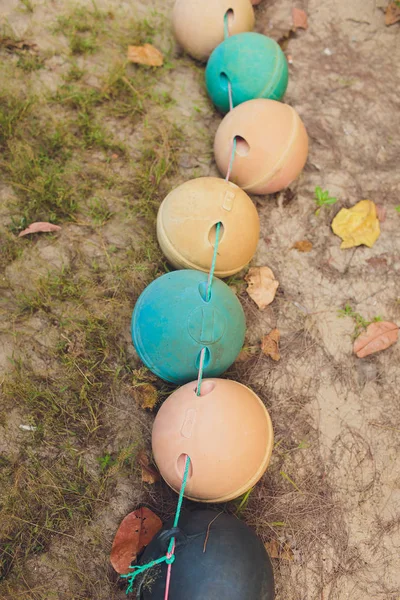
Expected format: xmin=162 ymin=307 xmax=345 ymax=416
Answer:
xmin=214 ymin=98 xmax=309 ymax=194
xmin=172 ymin=0 xmax=255 ymax=62
xmin=157 ymin=177 xmax=260 ymax=277
xmin=152 ymin=379 xmax=274 ymax=502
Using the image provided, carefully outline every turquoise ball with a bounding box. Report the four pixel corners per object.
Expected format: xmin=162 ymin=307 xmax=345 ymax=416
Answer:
xmin=205 ymin=33 xmax=288 ymax=113
xmin=131 ymin=270 xmax=245 ymax=384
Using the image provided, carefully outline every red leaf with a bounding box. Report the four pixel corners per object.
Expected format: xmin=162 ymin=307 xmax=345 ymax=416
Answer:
xmin=292 ymin=7 xmax=308 ymax=30
xmin=353 ymin=321 xmax=399 ymax=358
xmin=110 ymin=507 xmax=162 ymax=574
xmin=18 ymin=222 xmax=61 ymax=237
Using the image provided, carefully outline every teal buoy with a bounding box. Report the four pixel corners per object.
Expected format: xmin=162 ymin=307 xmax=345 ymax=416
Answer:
xmin=131 ymin=270 xmax=245 ymax=384
xmin=205 ymin=32 xmax=288 ymax=113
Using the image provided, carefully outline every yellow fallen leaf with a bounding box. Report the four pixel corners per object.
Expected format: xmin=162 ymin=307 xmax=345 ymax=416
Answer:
xmin=127 ymin=44 xmax=163 ymax=67
xmin=261 ymin=329 xmax=281 ymax=361
xmin=331 ymin=200 xmax=380 ymax=249
xmin=245 ymin=266 xmax=279 ymax=310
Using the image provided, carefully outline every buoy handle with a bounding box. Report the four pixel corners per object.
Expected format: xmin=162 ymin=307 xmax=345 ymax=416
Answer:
xmin=158 ymin=527 xmax=188 ymax=553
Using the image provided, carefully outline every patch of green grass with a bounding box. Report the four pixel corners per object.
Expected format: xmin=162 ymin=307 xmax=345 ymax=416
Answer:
xmin=5 ymin=135 xmax=78 ymax=222
xmin=55 ymin=5 xmax=109 ymax=55
xmin=338 ymin=303 xmax=383 ymax=338
xmin=87 ymin=196 xmax=113 ymax=226
xmin=0 ymin=429 xmax=140 ymax=583
xmin=395 ymin=205 xmax=400 ymax=213
xmin=0 ymin=94 xmax=33 ymax=149
xmin=0 ymin=88 xmax=121 ymax=223
xmin=0 ymin=230 xmax=23 ymax=271
xmin=2 ymin=278 xmax=137 ymax=574
xmin=17 ymin=267 xmax=85 ymax=314
xmin=314 ymin=186 xmax=337 ymax=215
xmin=16 ymin=53 xmax=44 ymax=72
xmin=131 ymin=122 xmax=184 ymax=219
xmin=64 ymin=63 xmax=85 ymax=82
xmin=19 ymin=0 xmax=34 ymax=12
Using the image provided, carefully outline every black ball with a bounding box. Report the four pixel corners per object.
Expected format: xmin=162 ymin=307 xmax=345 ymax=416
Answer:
xmin=138 ymin=509 xmax=274 ymax=600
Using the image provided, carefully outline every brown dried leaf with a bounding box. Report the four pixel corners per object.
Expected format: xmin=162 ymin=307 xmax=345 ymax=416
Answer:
xmin=132 ymin=383 xmax=158 ymax=410
xmin=375 ymin=204 xmax=387 ymax=222
xmin=292 ymin=240 xmax=313 ymax=253
xmin=138 ymin=450 xmax=160 ymax=484
xmin=261 ymin=329 xmax=281 ymax=361
xmin=18 ymin=222 xmax=61 ymax=237
xmin=277 ymin=29 xmax=296 ymax=51
xmin=127 ymin=44 xmax=163 ymax=67
xmin=245 ymin=266 xmax=279 ymax=310
xmin=367 ymin=256 xmax=387 ymax=269
xmin=110 ymin=507 xmax=162 ymax=574
xmin=265 ymin=539 xmax=294 ymax=561
xmin=0 ymin=38 xmax=38 ymax=52
xmin=353 ymin=321 xmax=399 ymax=358
xmin=292 ymin=7 xmax=308 ymax=29
xmin=385 ymin=2 xmax=400 ymax=25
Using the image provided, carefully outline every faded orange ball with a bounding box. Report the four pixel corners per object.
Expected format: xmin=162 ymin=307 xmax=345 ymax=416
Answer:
xmin=172 ymin=0 xmax=255 ymax=62
xmin=152 ymin=379 xmax=274 ymax=503
xmin=214 ymin=99 xmax=309 ymax=194
xmin=157 ymin=177 xmax=260 ymax=277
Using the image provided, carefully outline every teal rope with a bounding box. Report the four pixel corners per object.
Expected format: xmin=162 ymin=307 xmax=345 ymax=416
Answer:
xmin=121 ymin=456 xmax=191 ymax=594
xmin=205 ymin=221 xmax=221 ymax=302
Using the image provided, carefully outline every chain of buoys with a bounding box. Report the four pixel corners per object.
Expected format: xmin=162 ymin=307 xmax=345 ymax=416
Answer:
xmin=128 ymin=1 xmax=309 ymax=597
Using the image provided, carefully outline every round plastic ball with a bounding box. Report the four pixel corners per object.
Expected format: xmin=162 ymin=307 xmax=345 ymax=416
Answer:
xmin=152 ymin=378 xmax=274 ymax=502
xmin=205 ymin=33 xmax=288 ymax=113
xmin=172 ymin=0 xmax=255 ymax=62
xmin=214 ymin=98 xmax=308 ymax=194
xmin=131 ymin=271 xmax=245 ymax=385
xmin=157 ymin=177 xmax=260 ymax=277
xmin=140 ymin=509 xmax=275 ymax=600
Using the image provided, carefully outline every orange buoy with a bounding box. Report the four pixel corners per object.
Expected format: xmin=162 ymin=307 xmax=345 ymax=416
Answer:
xmin=157 ymin=177 xmax=260 ymax=277
xmin=214 ymin=99 xmax=308 ymax=194
xmin=152 ymin=378 xmax=274 ymax=502
xmin=172 ymin=0 xmax=255 ymax=62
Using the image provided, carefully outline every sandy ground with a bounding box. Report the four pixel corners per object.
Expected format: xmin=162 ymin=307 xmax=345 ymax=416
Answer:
xmin=0 ymin=0 xmax=399 ymax=599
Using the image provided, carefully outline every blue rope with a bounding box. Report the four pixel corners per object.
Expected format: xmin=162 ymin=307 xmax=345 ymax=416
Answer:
xmin=121 ymin=456 xmax=191 ymax=594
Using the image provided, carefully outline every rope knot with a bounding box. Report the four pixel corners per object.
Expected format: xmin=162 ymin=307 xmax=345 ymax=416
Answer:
xmin=165 ymin=553 xmax=175 ymax=565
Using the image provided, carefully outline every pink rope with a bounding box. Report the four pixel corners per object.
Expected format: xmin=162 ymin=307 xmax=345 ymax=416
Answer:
xmin=164 ymin=540 xmax=176 ymax=600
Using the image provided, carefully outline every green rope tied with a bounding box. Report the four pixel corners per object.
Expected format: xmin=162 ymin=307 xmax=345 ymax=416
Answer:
xmin=121 ymin=455 xmax=191 ymax=594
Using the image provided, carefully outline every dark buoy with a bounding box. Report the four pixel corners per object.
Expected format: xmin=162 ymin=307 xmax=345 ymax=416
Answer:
xmin=138 ymin=509 xmax=275 ymax=599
